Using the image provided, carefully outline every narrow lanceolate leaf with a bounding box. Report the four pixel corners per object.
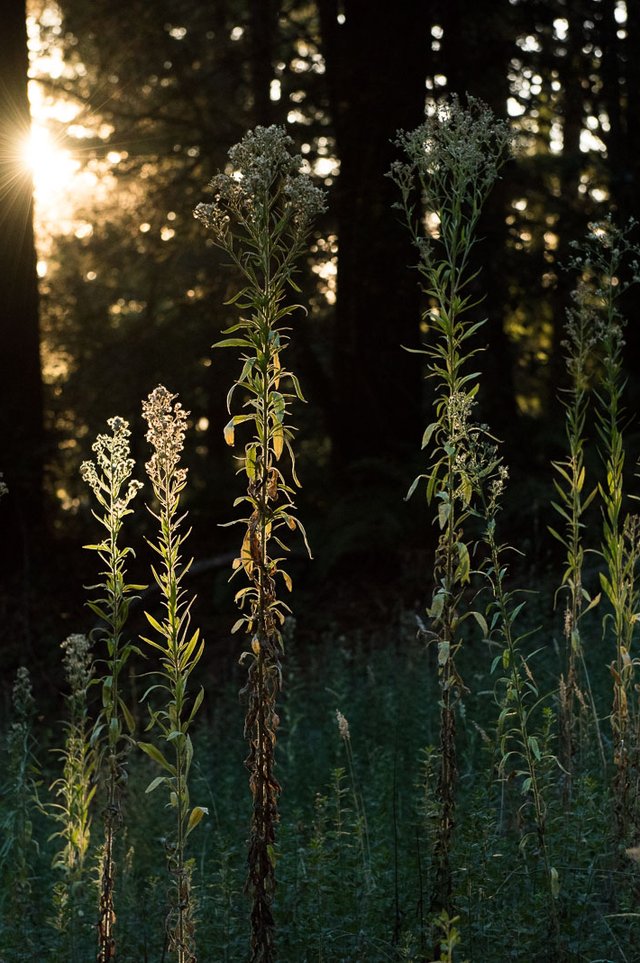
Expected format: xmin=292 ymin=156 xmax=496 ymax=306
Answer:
xmin=186 ymin=805 xmax=209 ymax=836
xmin=273 ymin=422 xmax=284 ymax=460
xmin=145 ymin=775 xmax=167 ymax=794
xmin=138 ymin=742 xmax=176 ymax=776
xmin=213 ymin=336 xmax=254 ymax=349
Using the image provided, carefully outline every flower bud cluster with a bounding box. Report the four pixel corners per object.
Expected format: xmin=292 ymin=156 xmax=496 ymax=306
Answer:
xmin=194 ymin=125 xmax=326 ymax=246
xmin=80 ymin=416 xmax=143 ymax=510
xmin=142 ymin=385 xmax=189 ymax=488
xmin=60 ymin=633 xmax=93 ymax=698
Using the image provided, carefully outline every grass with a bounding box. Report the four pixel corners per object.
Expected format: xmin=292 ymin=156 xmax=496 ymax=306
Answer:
xmin=1 ymin=611 xmax=639 ymax=961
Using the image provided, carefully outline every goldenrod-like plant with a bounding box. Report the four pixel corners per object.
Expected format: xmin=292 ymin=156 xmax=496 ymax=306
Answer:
xmin=335 ymin=710 xmax=372 ymax=894
xmin=81 ymin=416 xmax=143 ymax=962
xmin=389 ymin=96 xmax=511 ymax=917
xmin=572 ymin=218 xmax=640 ymax=838
xmin=480 ymin=466 xmax=561 ymax=948
xmin=195 ymin=125 xmax=325 ymax=962
xmin=0 ymin=667 xmax=41 ymax=958
xmin=49 ymin=633 xmax=96 ymax=959
xmin=139 ymin=385 xmax=207 ymax=963
xmin=550 ymin=281 xmax=603 ymax=787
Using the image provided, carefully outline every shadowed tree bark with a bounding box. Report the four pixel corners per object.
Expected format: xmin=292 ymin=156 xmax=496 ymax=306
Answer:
xmin=439 ymin=0 xmax=519 ymax=450
xmin=317 ymin=0 xmax=430 ymax=469
xmin=0 ymin=1 xmax=43 ymax=600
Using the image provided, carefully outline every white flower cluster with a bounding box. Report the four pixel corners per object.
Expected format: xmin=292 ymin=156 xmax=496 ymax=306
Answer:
xmin=60 ymin=632 xmax=93 ymax=696
xmin=80 ymin=416 xmax=143 ymax=510
xmin=392 ymin=96 xmax=512 ymax=200
xmin=0 ymin=473 xmax=7 ymax=498
xmin=142 ymin=385 xmax=189 ymax=487
xmin=389 ymin=96 xmax=512 ymax=268
xmin=194 ymin=125 xmax=326 ymax=244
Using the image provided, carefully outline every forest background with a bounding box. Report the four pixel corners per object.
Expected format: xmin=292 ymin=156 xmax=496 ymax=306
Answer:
xmin=1 ymin=0 xmax=639 ymax=699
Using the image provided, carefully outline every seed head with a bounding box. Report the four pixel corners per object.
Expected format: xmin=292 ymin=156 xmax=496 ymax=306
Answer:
xmin=12 ymin=666 xmax=35 ymax=723
xmin=81 ymin=416 xmax=142 ymax=509
xmin=143 ymin=385 xmax=189 ymax=487
xmin=61 ymin=633 xmax=93 ymax=697
xmin=194 ymin=125 xmax=326 ymax=245
xmin=336 ymin=709 xmax=350 ymax=742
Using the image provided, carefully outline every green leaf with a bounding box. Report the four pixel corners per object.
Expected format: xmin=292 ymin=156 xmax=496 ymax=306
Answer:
xmin=429 ymin=590 xmax=446 ymax=621
xmin=405 ymin=474 xmax=427 ymax=501
xmin=437 ymin=640 xmax=450 ymax=666
xmin=213 ymin=337 xmax=254 ymax=349
xmin=119 ymin=697 xmax=136 ymax=734
xmin=528 ymin=735 xmax=541 ymax=761
xmin=138 ymin=742 xmax=176 ymax=775
xmin=145 ymin=775 xmax=166 ymax=794
xmin=437 ymin=496 xmax=451 ymax=530
xmin=421 ymin=422 xmax=439 ymax=450
xmin=470 ymin=611 xmax=488 ymax=636
xmin=187 ymin=687 xmax=205 ymax=725
xmin=144 ymin=611 xmax=167 ymax=636
xmin=245 ymin=445 xmax=257 ymax=481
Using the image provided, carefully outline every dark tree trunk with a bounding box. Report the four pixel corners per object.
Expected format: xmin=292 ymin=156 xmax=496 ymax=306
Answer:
xmin=249 ymin=0 xmax=276 ymax=126
xmin=609 ymin=0 xmax=640 ymax=402
xmin=317 ymin=0 xmax=430 ymax=469
xmin=440 ymin=0 xmax=519 ymax=450
xmin=0 ymin=2 xmax=44 ymax=598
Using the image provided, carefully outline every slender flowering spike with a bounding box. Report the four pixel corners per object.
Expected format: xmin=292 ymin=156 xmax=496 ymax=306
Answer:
xmin=391 ymin=95 xmax=511 ymax=927
xmin=143 ymin=385 xmax=189 ymax=485
xmin=336 ymin=710 xmax=350 ymax=742
xmin=196 ymin=127 xmax=325 ymax=963
xmin=49 ymin=634 xmax=96 ymax=949
xmin=141 ymin=385 xmax=205 ymax=963
xmin=81 ymin=414 xmax=143 ymax=963
xmin=571 ymin=217 xmax=640 ymax=839
xmin=2 ymin=666 xmax=40 ymax=946
xmin=12 ymin=665 xmax=35 ymax=720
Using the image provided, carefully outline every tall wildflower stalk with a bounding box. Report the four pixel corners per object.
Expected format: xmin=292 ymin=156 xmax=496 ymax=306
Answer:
xmin=49 ymin=633 xmax=96 ymax=959
xmin=389 ymin=96 xmax=511 ymax=917
xmin=81 ymin=417 xmax=143 ymax=962
xmin=479 ymin=465 xmax=561 ymax=949
xmin=139 ymin=385 xmax=207 ymax=963
xmin=571 ymin=219 xmax=640 ymax=839
xmin=0 ymin=667 xmax=40 ymax=958
xmin=549 ymin=282 xmax=603 ymax=788
xmin=195 ymin=125 xmax=325 ymax=962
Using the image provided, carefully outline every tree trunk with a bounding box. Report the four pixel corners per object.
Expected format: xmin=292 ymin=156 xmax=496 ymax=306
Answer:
xmin=0 ymin=1 xmax=44 ymax=598
xmin=440 ymin=0 xmax=519 ymax=450
xmin=317 ymin=0 xmax=430 ymax=469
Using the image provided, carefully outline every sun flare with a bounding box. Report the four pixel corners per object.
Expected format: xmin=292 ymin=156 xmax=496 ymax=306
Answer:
xmin=22 ymin=124 xmax=79 ymax=209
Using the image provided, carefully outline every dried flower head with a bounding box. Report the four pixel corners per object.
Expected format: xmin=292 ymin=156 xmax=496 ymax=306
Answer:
xmin=194 ymin=124 xmax=326 ymax=246
xmin=336 ymin=709 xmax=350 ymax=742
xmin=12 ymin=666 xmax=35 ymax=723
xmin=142 ymin=385 xmax=189 ymax=487
xmin=389 ymin=95 xmax=512 ymax=266
xmin=61 ymin=633 xmax=93 ymax=697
